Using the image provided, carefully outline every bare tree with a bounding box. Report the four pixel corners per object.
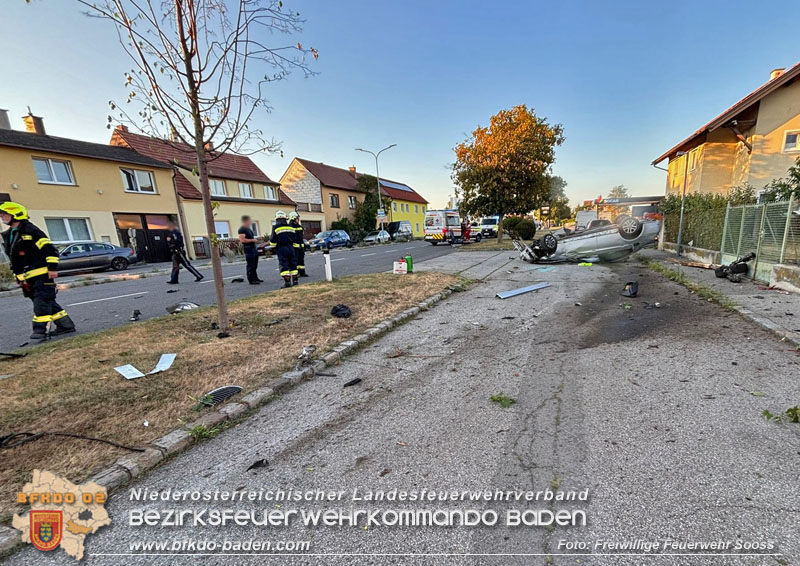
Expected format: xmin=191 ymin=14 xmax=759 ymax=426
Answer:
xmin=77 ymin=0 xmax=317 ymax=328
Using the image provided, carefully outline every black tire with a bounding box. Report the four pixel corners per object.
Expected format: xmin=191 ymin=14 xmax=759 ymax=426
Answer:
xmin=474 ymin=233 xmax=482 ymax=243
xmin=111 ymin=257 xmax=129 ymax=271
xmin=616 ymin=215 xmax=643 ymax=240
xmin=541 ymin=233 xmax=558 ymax=254
xmin=327 ymin=241 xmax=333 ymax=250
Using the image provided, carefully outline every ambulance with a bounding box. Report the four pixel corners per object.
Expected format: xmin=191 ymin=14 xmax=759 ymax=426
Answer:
xmin=424 ymin=209 xmax=463 ymax=245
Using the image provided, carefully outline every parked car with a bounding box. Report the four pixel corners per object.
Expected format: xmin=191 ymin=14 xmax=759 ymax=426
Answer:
xmin=257 ymin=239 xmax=309 ymax=257
xmin=480 ymin=215 xmax=500 ymax=237
xmin=57 ymin=242 xmax=138 ymax=273
xmin=363 ymin=230 xmax=391 ymax=245
xmin=512 ymin=215 xmax=660 ymax=263
xmin=308 ymin=230 xmax=351 ymax=250
xmin=385 ymin=221 xmax=413 ymax=242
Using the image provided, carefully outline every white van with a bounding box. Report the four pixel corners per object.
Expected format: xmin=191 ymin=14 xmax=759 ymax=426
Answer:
xmin=424 ymin=210 xmax=462 ymax=245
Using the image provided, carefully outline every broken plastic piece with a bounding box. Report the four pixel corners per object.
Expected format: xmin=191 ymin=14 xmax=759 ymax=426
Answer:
xmin=204 ymin=385 xmax=243 ymax=406
xmin=621 ymin=281 xmax=639 ymax=298
xmin=130 ymin=309 xmax=141 ymax=321
xmin=114 ymin=364 xmax=146 ymax=380
xmin=495 ymin=282 xmax=551 ymax=299
xmin=166 ymin=301 xmax=199 ymax=314
xmin=148 ymin=353 xmax=176 ymax=374
xmin=343 ymin=378 xmax=362 ymax=387
xmin=247 ymin=459 xmax=269 ymax=471
xmin=331 ymin=304 xmax=352 ymax=318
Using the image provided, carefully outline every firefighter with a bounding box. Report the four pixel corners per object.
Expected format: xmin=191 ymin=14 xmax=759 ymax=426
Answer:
xmin=288 ymin=211 xmax=308 ymax=277
xmin=269 ymin=210 xmax=298 ymax=288
xmin=1 ymin=202 xmax=76 ymax=340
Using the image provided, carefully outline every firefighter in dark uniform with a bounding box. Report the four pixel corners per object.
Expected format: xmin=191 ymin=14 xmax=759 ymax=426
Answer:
xmin=1 ymin=202 xmax=76 ymax=340
xmin=269 ymin=210 xmax=298 ymax=287
xmin=288 ymin=211 xmax=308 ymax=277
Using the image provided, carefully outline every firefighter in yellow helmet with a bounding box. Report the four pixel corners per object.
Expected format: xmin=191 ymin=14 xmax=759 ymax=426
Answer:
xmin=269 ymin=210 xmax=298 ymax=288
xmin=288 ymin=210 xmax=308 ymax=278
xmin=1 ymin=202 xmax=76 ymax=341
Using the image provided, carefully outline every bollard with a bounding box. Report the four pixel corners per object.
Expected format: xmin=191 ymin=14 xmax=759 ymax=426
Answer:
xmin=404 ymin=255 xmax=413 ymax=273
xmin=323 ymin=248 xmax=333 ymax=282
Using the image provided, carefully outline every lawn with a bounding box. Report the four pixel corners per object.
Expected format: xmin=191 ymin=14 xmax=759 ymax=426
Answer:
xmin=0 ymin=272 xmax=457 ymax=522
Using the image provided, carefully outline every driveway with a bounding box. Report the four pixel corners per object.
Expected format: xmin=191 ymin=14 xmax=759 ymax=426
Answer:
xmin=5 ymin=251 xmax=799 ymax=565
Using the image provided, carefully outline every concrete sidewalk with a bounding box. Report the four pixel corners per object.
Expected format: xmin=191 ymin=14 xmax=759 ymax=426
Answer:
xmin=640 ymin=248 xmax=800 ymax=347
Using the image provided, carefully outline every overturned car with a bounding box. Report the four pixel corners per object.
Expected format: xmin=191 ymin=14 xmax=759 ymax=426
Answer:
xmin=512 ymin=215 xmax=660 ymax=263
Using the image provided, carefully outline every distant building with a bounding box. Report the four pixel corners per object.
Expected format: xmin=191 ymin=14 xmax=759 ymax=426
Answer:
xmin=652 ymin=63 xmax=800 ymax=196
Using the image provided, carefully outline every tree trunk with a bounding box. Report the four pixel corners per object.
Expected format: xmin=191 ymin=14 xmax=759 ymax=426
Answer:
xmin=497 ymin=213 xmax=505 ymax=242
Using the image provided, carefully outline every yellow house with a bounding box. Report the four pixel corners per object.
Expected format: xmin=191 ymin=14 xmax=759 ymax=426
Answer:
xmin=652 ymin=63 xmax=800 ymax=196
xmin=111 ymin=126 xmax=295 ymax=254
xmin=279 ymin=158 xmax=429 ymax=235
xmin=0 ymin=111 xmax=178 ymax=263
xmin=380 ymin=179 xmax=428 ymax=236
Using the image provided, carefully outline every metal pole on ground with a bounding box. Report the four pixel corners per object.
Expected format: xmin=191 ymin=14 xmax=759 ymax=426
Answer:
xmin=676 ymin=151 xmax=690 ymax=256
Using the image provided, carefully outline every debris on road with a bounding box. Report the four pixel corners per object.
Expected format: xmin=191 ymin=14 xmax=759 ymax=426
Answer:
xmin=495 ymin=282 xmax=551 ymax=299
xmin=0 ymin=351 xmax=26 ymax=359
xmin=166 ymin=301 xmax=199 ymax=314
xmin=114 ymin=353 xmax=176 ymax=380
xmin=396 ymin=441 xmax=408 ymax=447
xmin=246 ymin=459 xmax=269 ymax=471
xmin=621 ymin=281 xmax=639 ymax=298
xmin=620 ymin=303 xmax=633 ymax=310
xmin=217 ymin=332 xmax=231 ymax=339
xmin=148 ymin=353 xmax=176 ymax=375
xmin=668 ymin=258 xmax=718 ymax=270
xmin=343 ymin=378 xmax=362 ymax=387
xmin=331 ymin=304 xmax=352 ymax=318
xmin=114 ymin=364 xmax=145 ymax=380
xmin=231 ymin=277 xmax=245 ymax=283
xmin=166 ymin=289 xmax=178 ymax=293
xmin=129 ymin=309 xmax=142 ymax=321
xmin=715 ymin=252 xmax=755 ymax=282
xmin=379 ymin=468 xmax=391 ymax=477
xmin=296 ymin=345 xmax=318 ymax=369
xmin=578 ymin=262 xmax=593 ymax=267
xmin=203 ymin=385 xmax=244 ymax=406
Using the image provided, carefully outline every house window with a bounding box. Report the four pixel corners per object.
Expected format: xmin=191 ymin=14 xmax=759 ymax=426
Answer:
xmin=348 ymin=196 xmax=357 ymax=209
xmin=784 ymin=131 xmax=800 ymax=152
xmin=210 ymin=179 xmax=226 ymax=196
xmin=44 ymin=217 xmax=92 ymax=243
xmin=264 ymin=185 xmax=277 ymax=200
xmin=689 ymin=149 xmax=699 ymax=171
xmin=33 ymin=157 xmax=75 ymax=185
xmin=251 ymin=221 xmax=260 ymax=237
xmin=415 ymin=223 xmax=420 ymax=233
xmin=120 ymin=168 xmax=156 ymax=193
xmin=214 ymin=221 xmax=231 ymax=239
xmin=239 ymin=183 xmax=253 ymax=198
xmin=392 ymin=202 xmax=397 ymax=212
xmin=422 ymin=206 xmax=426 ymax=213
xmin=329 ymin=193 xmax=340 ymax=208
xmin=414 ymin=204 xmax=419 ymax=213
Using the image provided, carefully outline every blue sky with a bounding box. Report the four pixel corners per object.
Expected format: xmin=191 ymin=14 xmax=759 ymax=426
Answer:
xmin=2 ymin=0 xmax=800 ymax=208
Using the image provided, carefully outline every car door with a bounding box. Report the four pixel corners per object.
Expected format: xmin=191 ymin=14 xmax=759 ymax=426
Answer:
xmin=60 ymin=244 xmax=90 ymax=271
xmin=87 ymin=243 xmax=113 ymax=269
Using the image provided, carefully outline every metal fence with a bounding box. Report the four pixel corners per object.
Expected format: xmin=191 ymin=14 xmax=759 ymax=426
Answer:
xmin=721 ymin=194 xmax=799 ymax=281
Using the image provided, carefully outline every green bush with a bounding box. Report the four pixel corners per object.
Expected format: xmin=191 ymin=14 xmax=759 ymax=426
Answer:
xmin=0 ymin=262 xmax=14 ymax=291
xmin=512 ymin=219 xmax=538 ymax=240
xmin=501 ymin=216 xmax=521 ymax=234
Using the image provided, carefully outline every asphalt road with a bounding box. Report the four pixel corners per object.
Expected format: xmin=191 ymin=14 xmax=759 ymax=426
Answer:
xmin=7 ymin=252 xmax=799 ymax=565
xmin=0 ymin=240 xmax=453 ymax=352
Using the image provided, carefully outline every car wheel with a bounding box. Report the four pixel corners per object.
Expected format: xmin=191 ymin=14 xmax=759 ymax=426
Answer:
xmin=616 ymin=215 xmax=643 ymax=240
xmin=327 ymin=241 xmax=333 ymax=250
xmin=474 ymin=233 xmax=482 ymax=242
xmin=111 ymin=257 xmax=129 ymax=271
xmin=541 ymin=233 xmax=558 ymax=254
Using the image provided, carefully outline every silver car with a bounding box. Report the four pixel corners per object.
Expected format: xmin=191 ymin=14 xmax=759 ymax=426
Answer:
xmin=513 ymin=215 xmax=660 ymax=263
xmin=363 ymin=230 xmax=391 ymax=245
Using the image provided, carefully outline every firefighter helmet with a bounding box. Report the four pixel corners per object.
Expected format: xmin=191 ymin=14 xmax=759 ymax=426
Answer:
xmin=288 ymin=211 xmax=299 ymax=220
xmin=275 ymin=210 xmax=287 ymax=219
xmin=0 ymin=201 xmax=28 ymax=221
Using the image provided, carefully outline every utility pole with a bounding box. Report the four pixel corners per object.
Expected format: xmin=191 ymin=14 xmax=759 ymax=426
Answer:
xmin=675 ymin=150 xmax=690 ymax=256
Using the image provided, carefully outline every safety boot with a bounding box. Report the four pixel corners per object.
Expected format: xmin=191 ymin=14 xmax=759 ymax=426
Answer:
xmin=52 ymin=315 xmax=76 ymax=336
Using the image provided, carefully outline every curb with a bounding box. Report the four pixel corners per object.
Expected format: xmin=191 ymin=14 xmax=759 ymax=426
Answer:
xmin=0 ymin=285 xmax=454 ymax=555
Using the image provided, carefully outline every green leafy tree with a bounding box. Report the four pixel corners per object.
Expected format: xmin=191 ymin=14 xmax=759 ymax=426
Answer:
xmin=353 ymin=174 xmax=391 ymax=233
xmin=761 ymin=157 xmax=800 ymax=202
xmin=452 ymin=105 xmax=564 ymax=240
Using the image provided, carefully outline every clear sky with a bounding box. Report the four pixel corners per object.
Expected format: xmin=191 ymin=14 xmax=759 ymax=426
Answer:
xmin=2 ymin=1 xmax=800 ymax=208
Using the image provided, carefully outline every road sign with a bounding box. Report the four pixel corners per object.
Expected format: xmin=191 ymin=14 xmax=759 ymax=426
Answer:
xmin=377 ymin=209 xmax=386 ymax=219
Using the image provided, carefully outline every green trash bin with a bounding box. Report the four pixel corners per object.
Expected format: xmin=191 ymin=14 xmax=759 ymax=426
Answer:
xmin=404 ymin=255 xmax=413 ymax=273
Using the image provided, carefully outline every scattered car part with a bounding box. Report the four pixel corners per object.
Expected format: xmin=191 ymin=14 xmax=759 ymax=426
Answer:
xmin=246 ymin=459 xmax=269 ymax=471
xmin=715 ymin=252 xmax=755 ymax=281
xmin=130 ymin=309 xmax=141 ymax=321
xmin=621 ymin=281 xmax=639 ymax=298
xmin=203 ymin=385 xmax=243 ymax=406
xmin=495 ymin=282 xmax=551 ymax=299
xmin=0 ymin=352 xmax=26 ymax=359
xmin=166 ymin=301 xmax=199 ymax=314
xmin=343 ymin=378 xmax=362 ymax=387
xmin=231 ymin=277 xmax=244 ymax=283
xmin=296 ymin=345 xmax=318 ymax=370
xmin=331 ymin=304 xmax=352 ymax=318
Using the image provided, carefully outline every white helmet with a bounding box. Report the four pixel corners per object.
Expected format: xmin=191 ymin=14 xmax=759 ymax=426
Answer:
xmin=288 ymin=211 xmax=299 ymax=220
xmin=275 ymin=210 xmax=287 ymax=219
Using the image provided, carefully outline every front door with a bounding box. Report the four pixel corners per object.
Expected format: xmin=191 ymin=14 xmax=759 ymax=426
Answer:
xmin=114 ymin=213 xmax=175 ymax=263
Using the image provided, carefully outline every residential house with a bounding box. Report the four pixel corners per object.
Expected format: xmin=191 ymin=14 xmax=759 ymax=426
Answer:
xmin=110 ymin=126 xmax=294 ymax=254
xmin=381 ymin=179 xmax=428 ymax=236
xmin=652 ymin=63 xmax=800 ymax=197
xmin=0 ymin=110 xmax=179 ymax=263
xmin=279 ymin=158 xmax=428 ymax=237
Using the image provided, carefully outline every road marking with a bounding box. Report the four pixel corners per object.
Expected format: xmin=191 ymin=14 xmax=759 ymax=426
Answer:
xmin=360 ymin=253 xmax=377 ymax=257
xmin=67 ymin=292 xmax=148 ymax=307
xmin=331 ymin=258 xmax=346 ymax=262
xmin=404 ymin=246 xmax=418 ymax=250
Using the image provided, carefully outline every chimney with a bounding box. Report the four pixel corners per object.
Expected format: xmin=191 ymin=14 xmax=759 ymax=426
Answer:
xmin=0 ymin=109 xmax=10 ymax=130
xmin=349 ymin=166 xmax=356 ymax=178
xmin=770 ymin=68 xmax=785 ymax=81
xmin=22 ymin=107 xmax=46 ymax=135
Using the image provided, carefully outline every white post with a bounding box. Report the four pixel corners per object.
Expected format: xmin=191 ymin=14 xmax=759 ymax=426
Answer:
xmin=323 ymin=249 xmax=333 ymax=282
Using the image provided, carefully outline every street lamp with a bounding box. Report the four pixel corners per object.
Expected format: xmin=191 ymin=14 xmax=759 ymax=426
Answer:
xmin=675 ymin=150 xmax=690 ymax=256
xmin=355 ymin=144 xmax=396 ymax=231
